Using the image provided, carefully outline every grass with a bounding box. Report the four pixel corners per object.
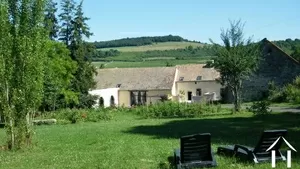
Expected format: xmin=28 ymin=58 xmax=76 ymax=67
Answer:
xmin=92 ymin=59 xmax=208 ymax=68
xmin=93 ymin=50 xmax=212 ymax=62
xmin=99 ymin=42 xmax=204 ymax=52
xmin=223 ymin=102 xmax=300 ymax=108
xmin=0 ymin=111 xmax=299 ymax=169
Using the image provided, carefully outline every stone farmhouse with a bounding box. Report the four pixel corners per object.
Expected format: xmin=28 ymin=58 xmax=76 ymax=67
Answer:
xmin=90 ymin=64 xmax=221 ymax=107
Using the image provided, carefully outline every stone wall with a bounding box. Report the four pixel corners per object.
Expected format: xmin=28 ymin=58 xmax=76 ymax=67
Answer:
xmin=242 ymin=39 xmax=300 ymax=101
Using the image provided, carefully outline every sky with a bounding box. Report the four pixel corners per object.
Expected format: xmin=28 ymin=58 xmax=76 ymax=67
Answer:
xmin=69 ymin=0 xmax=300 ymax=43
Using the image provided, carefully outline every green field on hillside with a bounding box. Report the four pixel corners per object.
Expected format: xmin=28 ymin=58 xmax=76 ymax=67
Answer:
xmin=92 ymin=59 xmax=208 ymax=68
xmin=99 ymin=41 xmax=204 ymax=52
xmin=92 ymin=41 xmax=213 ymax=68
xmin=94 ymin=51 xmax=213 ymax=62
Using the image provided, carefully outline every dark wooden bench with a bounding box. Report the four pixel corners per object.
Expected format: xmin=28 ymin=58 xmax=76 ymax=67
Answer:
xmin=217 ymin=129 xmax=287 ymax=163
xmin=174 ymin=133 xmax=217 ymax=168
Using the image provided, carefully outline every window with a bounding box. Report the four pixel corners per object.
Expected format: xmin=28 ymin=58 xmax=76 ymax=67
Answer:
xmin=187 ymin=91 xmax=192 ymax=101
xmin=99 ymin=97 xmax=104 ymax=107
xmin=130 ymin=91 xmax=147 ymax=106
xmin=196 ymin=76 xmax=202 ymax=81
xmin=110 ymin=95 xmax=115 ymax=107
xmin=196 ymin=89 xmax=202 ymax=96
xmin=116 ymin=84 xmax=121 ymax=88
xmin=179 ymin=77 xmax=184 ymax=81
xmin=268 ymin=48 xmax=272 ymax=54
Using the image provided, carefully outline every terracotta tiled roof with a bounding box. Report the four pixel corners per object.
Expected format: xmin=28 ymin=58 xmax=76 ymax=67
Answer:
xmin=176 ymin=64 xmax=220 ymax=81
xmin=95 ymin=67 xmax=176 ymax=90
xmin=95 ymin=64 xmax=220 ymax=90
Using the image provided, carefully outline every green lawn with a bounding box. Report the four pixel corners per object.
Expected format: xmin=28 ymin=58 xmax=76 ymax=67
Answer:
xmin=99 ymin=42 xmax=204 ymax=52
xmin=92 ymin=59 xmax=208 ymax=68
xmin=0 ymin=112 xmax=299 ymax=169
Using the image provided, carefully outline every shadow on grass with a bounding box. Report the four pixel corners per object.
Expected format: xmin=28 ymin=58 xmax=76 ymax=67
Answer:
xmin=125 ymin=112 xmax=300 ymax=158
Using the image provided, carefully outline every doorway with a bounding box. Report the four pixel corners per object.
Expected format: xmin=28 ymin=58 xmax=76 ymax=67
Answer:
xmin=187 ymin=91 xmax=192 ymax=101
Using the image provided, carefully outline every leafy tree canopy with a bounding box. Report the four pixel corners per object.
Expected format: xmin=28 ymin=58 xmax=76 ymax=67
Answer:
xmin=211 ymin=19 xmax=261 ymax=112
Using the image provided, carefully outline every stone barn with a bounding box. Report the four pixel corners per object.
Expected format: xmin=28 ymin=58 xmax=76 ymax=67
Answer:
xmin=242 ymin=38 xmax=300 ymax=101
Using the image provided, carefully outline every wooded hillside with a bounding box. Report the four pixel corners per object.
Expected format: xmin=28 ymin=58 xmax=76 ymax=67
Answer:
xmin=93 ymin=35 xmax=190 ymax=48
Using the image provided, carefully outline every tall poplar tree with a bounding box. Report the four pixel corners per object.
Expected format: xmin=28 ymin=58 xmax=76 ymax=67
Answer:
xmin=0 ymin=0 xmax=47 ymax=149
xmin=0 ymin=0 xmax=13 ymax=141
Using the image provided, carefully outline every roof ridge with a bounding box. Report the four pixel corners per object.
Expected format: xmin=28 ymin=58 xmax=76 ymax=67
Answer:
xmin=97 ymin=66 xmax=176 ymax=71
xmin=175 ymin=63 xmax=206 ymax=67
xmin=97 ymin=64 xmax=208 ymax=71
xmin=263 ymin=38 xmax=300 ymax=65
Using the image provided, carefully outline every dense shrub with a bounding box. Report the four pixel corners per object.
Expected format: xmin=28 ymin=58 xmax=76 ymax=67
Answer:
xmin=77 ymin=94 xmax=98 ymax=109
xmin=38 ymin=108 xmax=114 ymax=124
xmin=285 ymin=77 xmax=300 ymax=104
xmin=268 ymin=77 xmax=300 ymax=104
xmin=267 ymin=81 xmax=287 ymax=102
xmin=247 ymin=101 xmax=272 ymax=116
xmin=36 ymin=102 xmax=228 ymax=122
xmin=84 ymin=109 xmax=114 ymax=122
xmin=132 ymin=101 xmax=226 ymax=118
xmin=68 ymin=110 xmax=81 ymax=123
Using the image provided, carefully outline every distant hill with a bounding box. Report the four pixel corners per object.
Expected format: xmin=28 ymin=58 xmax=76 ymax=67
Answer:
xmin=93 ymin=35 xmax=196 ymax=48
xmin=89 ymin=37 xmax=300 ymax=69
xmin=90 ymin=36 xmax=212 ymax=69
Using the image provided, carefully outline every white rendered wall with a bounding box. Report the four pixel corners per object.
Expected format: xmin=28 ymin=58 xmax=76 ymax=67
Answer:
xmin=89 ymin=88 xmax=119 ymax=107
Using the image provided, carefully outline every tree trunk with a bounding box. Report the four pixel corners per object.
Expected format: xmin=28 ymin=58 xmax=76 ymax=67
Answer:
xmin=232 ymin=81 xmax=242 ymax=112
xmin=232 ymin=87 xmax=241 ymax=112
xmin=8 ymin=117 xmax=14 ymax=150
xmin=5 ymin=80 xmax=14 ymax=150
xmin=26 ymin=112 xmax=32 ymax=146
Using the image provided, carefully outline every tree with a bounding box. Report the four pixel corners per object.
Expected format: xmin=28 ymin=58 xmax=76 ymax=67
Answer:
xmin=44 ymin=0 xmax=59 ymax=40
xmin=0 ymin=0 xmax=47 ymax=149
xmin=58 ymin=0 xmax=76 ymax=46
xmin=291 ymin=46 xmax=300 ymax=62
xmin=41 ymin=41 xmax=78 ymax=111
xmin=58 ymin=0 xmax=97 ymax=109
xmin=0 ymin=0 xmax=12 ymax=125
xmin=71 ymin=0 xmax=92 ymax=46
xmin=68 ymin=0 xmax=96 ymax=108
xmin=211 ymin=20 xmax=261 ymax=112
